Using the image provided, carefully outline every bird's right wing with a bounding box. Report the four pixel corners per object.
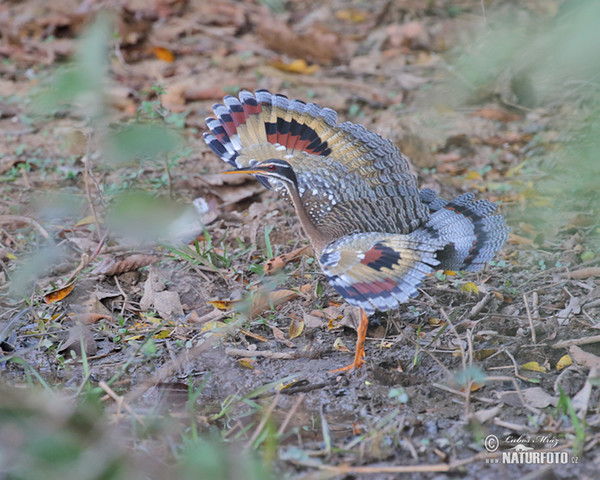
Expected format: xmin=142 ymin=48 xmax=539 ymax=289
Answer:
xmin=204 ymin=90 xmax=429 ymax=236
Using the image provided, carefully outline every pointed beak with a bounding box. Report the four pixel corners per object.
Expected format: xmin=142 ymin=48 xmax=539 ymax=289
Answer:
xmin=222 ymin=167 xmax=262 ymax=175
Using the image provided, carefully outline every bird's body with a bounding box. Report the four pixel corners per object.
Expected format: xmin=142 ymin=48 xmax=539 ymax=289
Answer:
xmin=204 ymin=89 xmax=508 ymax=370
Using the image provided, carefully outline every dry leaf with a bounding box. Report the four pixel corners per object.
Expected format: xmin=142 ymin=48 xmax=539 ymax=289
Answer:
xmin=92 ymin=254 xmax=159 ymax=276
xmin=207 ymin=299 xmax=235 ymax=310
xmin=250 ymin=289 xmax=298 ymax=316
xmin=556 ymin=295 xmax=581 ymax=326
xmin=471 ymin=108 xmax=521 ymax=122
xmin=201 ymin=320 xmax=228 ymax=335
xmin=44 ymin=283 xmax=75 ymax=304
xmin=74 ymin=215 xmax=95 ymax=227
xmin=257 ymin=15 xmax=347 ymax=65
xmin=568 ymin=267 xmax=600 ymax=279
xmin=461 ymin=281 xmax=479 ymax=295
xmin=240 ymin=329 xmax=268 ymax=342
xmin=139 ymin=268 xmax=184 ymax=320
xmin=58 ymin=324 xmax=97 ymax=357
xmin=153 ymin=329 xmax=172 ymax=339
xmin=303 ymin=312 xmax=325 ymax=329
xmin=333 ymin=337 xmax=350 ymax=352
xmin=269 ymin=58 xmax=319 ymax=75
xmin=521 ymin=361 xmax=547 ymax=373
xmin=151 ymin=46 xmax=175 ymax=62
xmin=264 ymin=245 xmax=312 ymax=275
xmin=238 ymin=358 xmax=256 ymax=370
xmin=556 ymin=354 xmax=572 ymax=371
xmin=569 ymin=345 xmax=600 ymax=369
xmin=336 ymin=8 xmax=367 ymax=23
xmin=288 ymin=318 xmax=304 ymax=339
xmin=271 ymin=325 xmax=294 ymax=348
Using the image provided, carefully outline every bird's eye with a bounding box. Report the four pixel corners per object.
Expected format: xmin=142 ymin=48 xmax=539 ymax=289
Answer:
xmin=267 ymin=164 xmax=276 ymax=171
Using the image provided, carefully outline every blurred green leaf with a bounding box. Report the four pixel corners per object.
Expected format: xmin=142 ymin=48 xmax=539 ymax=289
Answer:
xmin=106 ymin=123 xmax=183 ymax=165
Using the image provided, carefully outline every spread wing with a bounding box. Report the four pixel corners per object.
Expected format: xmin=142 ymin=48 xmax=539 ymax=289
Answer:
xmin=204 ymin=89 xmax=429 ymax=237
xmin=319 ymin=232 xmax=442 ymax=314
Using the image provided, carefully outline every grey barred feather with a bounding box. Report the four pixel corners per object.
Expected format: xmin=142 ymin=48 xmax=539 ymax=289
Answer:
xmin=204 ymin=90 xmax=509 ymax=314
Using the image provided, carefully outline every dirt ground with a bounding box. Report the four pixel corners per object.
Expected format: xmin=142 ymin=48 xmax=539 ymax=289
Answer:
xmin=1 ymin=1 xmax=600 ymax=479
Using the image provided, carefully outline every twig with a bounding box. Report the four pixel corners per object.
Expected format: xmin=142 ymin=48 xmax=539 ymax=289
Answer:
xmin=114 ymin=275 xmax=128 ymax=318
xmin=523 ymin=293 xmax=537 ymax=344
xmin=532 ymin=291 xmax=540 ymax=320
xmin=431 ymin=382 xmax=496 ymax=404
xmin=0 ymin=215 xmax=50 ymax=239
xmin=552 ymin=334 xmax=600 ymax=349
xmin=99 ymin=380 xmax=144 ymax=423
xmin=64 ymin=231 xmax=108 ymax=285
xmin=278 ymin=394 xmax=305 ymax=435
xmin=225 ymin=348 xmax=297 ymax=360
xmin=245 ymin=393 xmax=280 ymax=450
xmin=82 ymin=132 xmax=103 ymax=241
xmin=470 ymin=292 xmax=493 ymax=317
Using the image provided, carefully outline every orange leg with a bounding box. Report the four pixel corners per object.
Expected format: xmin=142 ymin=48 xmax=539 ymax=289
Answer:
xmin=331 ymin=308 xmax=368 ymax=373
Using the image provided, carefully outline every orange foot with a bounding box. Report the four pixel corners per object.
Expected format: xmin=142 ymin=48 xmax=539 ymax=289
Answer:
xmin=330 ymin=308 xmax=368 ymax=373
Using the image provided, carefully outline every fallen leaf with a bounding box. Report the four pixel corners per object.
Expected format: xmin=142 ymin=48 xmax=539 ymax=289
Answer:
xmin=464 ymin=171 xmax=483 ymax=181
xmin=250 ymin=289 xmax=298 ymax=316
xmin=92 ymin=254 xmax=160 ymax=276
xmin=139 ymin=268 xmax=184 ymax=320
xmin=264 ymin=245 xmax=312 ymax=275
xmin=58 ymin=324 xmax=97 ymax=357
xmin=44 ymin=283 xmax=75 ymax=303
xmin=153 ymin=329 xmax=172 ymax=339
xmin=288 ymin=318 xmax=304 ymax=339
xmin=473 ymin=348 xmax=497 ymax=361
xmin=471 ymin=108 xmax=521 ymax=122
xmin=201 ymin=320 xmax=228 ymax=335
xmin=333 ymin=337 xmax=350 ymax=352
xmin=336 ymin=8 xmax=367 ymax=23
xmin=207 ymin=299 xmax=236 ymax=310
xmin=569 ymin=345 xmax=600 ymax=369
xmin=469 ymin=382 xmax=485 ymax=392
xmin=556 ymin=354 xmax=572 ymax=371
xmin=151 ymin=46 xmax=175 ymax=62
xmin=556 ymin=295 xmax=581 ymax=326
xmin=269 ymin=58 xmax=319 ymax=75
xmin=271 ymin=325 xmax=294 ymax=347
xmin=74 ymin=215 xmax=95 ymax=227
xmin=303 ymin=313 xmax=325 ymax=329
xmin=238 ymin=358 xmax=256 ymax=370
xmin=240 ymin=329 xmax=268 ymax=342
xmin=521 ymin=361 xmax=547 ymax=373
xmin=500 ymin=387 xmax=557 ymax=408
xmin=461 ymin=281 xmax=479 ymax=295
xmin=568 ymin=267 xmax=600 ymax=279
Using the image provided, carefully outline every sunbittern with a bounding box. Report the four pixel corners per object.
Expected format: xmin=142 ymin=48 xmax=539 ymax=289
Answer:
xmin=204 ymin=89 xmax=508 ymax=372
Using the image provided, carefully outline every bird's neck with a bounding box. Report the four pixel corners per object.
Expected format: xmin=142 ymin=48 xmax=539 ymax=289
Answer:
xmin=286 ymin=184 xmax=330 ymax=252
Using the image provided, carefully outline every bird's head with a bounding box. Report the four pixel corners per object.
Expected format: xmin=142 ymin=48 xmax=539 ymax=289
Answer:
xmin=223 ymin=159 xmax=298 ymax=189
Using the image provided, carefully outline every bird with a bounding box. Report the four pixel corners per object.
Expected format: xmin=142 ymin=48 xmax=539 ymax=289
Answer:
xmin=203 ymin=89 xmax=509 ymax=372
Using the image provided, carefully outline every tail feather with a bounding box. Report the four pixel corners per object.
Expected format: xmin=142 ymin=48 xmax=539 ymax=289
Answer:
xmin=419 ymin=188 xmax=509 ymax=272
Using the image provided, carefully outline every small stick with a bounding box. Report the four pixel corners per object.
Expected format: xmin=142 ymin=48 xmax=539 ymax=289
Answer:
xmin=82 ymin=132 xmax=103 ymax=241
xmin=532 ymin=291 xmax=540 ymax=320
xmin=470 ymin=292 xmax=493 ymax=317
xmin=245 ymin=393 xmax=280 ymax=450
xmin=99 ymin=380 xmax=144 ymax=423
xmin=225 ymin=348 xmax=297 ymax=360
xmin=553 ymin=334 xmax=600 ymax=349
xmin=278 ymin=394 xmax=305 ymax=435
xmin=0 ymin=215 xmax=49 ymax=239
xmin=523 ymin=293 xmax=537 ymax=344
